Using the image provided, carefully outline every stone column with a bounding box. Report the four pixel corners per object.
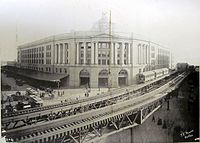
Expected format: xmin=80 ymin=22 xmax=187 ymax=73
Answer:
xmin=44 ymin=46 xmax=46 ymax=64
xmin=63 ymin=44 xmax=65 ymax=64
xmin=114 ymin=43 xmax=118 ymax=64
xmin=131 ymin=43 xmax=134 ymax=65
xmin=59 ymin=44 xmax=63 ymax=64
xmin=121 ymin=43 xmax=124 ymax=65
xmin=110 ymin=42 xmax=114 ymax=65
xmin=57 ymin=44 xmax=59 ymax=64
xmin=139 ymin=46 xmax=141 ymax=64
xmin=76 ymin=43 xmax=79 ymax=64
xmin=91 ymin=42 xmax=95 ymax=65
xmin=54 ymin=44 xmax=57 ymax=64
xmin=95 ymin=42 xmax=98 ymax=65
xmin=83 ymin=42 xmax=86 ymax=64
xmin=127 ymin=43 xmax=131 ymax=65
xmin=59 ymin=44 xmax=62 ymax=64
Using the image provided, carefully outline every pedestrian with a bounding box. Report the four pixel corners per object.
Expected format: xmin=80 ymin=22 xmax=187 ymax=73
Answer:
xmin=162 ymin=120 xmax=167 ymax=129
xmin=58 ymin=91 xmax=60 ymax=96
xmin=152 ymin=115 xmax=155 ymax=122
xmin=157 ymin=117 xmax=162 ymax=125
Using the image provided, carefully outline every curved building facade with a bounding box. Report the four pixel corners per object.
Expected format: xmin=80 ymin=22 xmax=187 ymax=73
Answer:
xmin=17 ymin=31 xmax=171 ymax=88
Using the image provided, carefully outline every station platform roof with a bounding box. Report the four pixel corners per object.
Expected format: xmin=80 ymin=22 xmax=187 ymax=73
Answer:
xmin=17 ymin=70 xmax=68 ymax=82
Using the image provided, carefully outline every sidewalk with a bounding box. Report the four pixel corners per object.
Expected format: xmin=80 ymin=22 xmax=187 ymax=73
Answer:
xmin=42 ymin=88 xmax=110 ymax=106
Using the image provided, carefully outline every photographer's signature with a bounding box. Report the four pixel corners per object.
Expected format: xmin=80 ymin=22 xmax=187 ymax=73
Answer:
xmin=180 ymin=130 xmax=194 ymax=139
xmin=180 ymin=129 xmax=200 ymax=141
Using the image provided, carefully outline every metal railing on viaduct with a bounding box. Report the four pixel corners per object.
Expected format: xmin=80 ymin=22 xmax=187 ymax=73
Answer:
xmin=2 ymin=71 xmax=190 ymax=143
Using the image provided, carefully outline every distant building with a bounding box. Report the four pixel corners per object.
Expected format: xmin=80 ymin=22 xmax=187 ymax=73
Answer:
xmin=1 ymin=61 xmax=17 ymax=67
xmin=17 ymin=31 xmax=171 ymax=88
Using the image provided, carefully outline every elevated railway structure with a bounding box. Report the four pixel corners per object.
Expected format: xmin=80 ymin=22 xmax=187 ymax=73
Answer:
xmin=2 ymin=71 xmax=190 ymax=143
xmin=2 ymin=71 xmax=177 ymax=129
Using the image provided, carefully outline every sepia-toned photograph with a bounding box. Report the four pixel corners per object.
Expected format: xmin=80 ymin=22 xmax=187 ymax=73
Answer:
xmin=0 ymin=0 xmax=199 ymax=142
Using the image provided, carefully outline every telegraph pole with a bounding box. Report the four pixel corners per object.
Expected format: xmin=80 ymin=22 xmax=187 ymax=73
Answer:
xmin=108 ymin=10 xmax=112 ymax=92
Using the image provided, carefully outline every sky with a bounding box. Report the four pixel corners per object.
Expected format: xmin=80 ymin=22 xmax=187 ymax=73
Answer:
xmin=0 ymin=0 xmax=200 ymax=65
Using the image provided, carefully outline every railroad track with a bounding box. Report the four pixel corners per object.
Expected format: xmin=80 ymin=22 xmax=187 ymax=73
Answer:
xmin=2 ymin=72 xmax=178 ymax=128
xmin=6 ymin=83 xmax=175 ymax=142
xmin=2 ymin=74 xmax=170 ymax=118
xmin=5 ymin=72 xmax=186 ymax=139
xmin=3 ymin=72 xmax=189 ymax=143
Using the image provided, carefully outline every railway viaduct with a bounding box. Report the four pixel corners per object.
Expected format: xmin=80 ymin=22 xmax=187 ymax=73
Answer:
xmin=2 ymin=70 xmax=191 ymax=143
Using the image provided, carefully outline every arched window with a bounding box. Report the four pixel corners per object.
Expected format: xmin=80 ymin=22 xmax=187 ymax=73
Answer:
xmin=118 ymin=70 xmax=128 ymax=77
xmin=79 ymin=69 xmax=90 ymax=77
xmin=99 ymin=69 xmax=109 ymax=76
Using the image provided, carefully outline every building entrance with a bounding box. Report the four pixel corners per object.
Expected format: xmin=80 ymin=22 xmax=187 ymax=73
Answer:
xmin=79 ymin=69 xmax=90 ymax=87
xmin=118 ymin=70 xmax=128 ymax=86
xmin=98 ymin=69 xmax=109 ymax=87
xmin=98 ymin=78 xmax=108 ymax=87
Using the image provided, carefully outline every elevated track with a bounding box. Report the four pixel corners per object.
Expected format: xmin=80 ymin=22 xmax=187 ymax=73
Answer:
xmin=2 ymin=71 xmax=190 ymax=143
xmin=2 ymin=72 xmax=177 ymax=129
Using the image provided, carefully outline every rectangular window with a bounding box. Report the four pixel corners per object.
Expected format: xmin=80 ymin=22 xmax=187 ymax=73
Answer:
xmin=107 ymin=60 xmax=110 ymax=65
xmin=117 ymin=60 xmax=120 ymax=65
xmin=124 ymin=60 xmax=127 ymax=64
xmin=87 ymin=59 xmax=91 ymax=64
xmin=102 ymin=53 xmax=106 ymax=57
xmin=98 ymin=59 xmax=101 ymax=65
xmin=102 ymin=59 xmax=106 ymax=65
xmin=80 ymin=51 xmax=84 ymax=57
